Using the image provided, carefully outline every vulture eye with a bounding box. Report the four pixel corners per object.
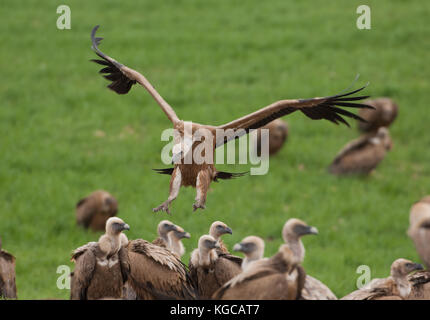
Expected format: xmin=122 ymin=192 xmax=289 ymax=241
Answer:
xmin=216 ymin=225 xmax=223 ymax=229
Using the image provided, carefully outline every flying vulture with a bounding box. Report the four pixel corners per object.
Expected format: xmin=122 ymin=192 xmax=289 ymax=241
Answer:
xmin=282 ymin=218 xmax=337 ymax=300
xmin=189 ymin=235 xmax=242 ymax=299
xmin=167 ymin=225 xmax=190 ymax=258
xmin=408 ymin=197 xmax=430 ymax=269
xmin=253 ymin=119 xmax=288 ymax=156
xmin=76 ymin=190 xmax=118 ymax=232
xmin=213 ymin=244 xmax=305 ymax=300
xmin=152 ymin=220 xmax=178 ymax=248
xmin=70 ymin=217 xmax=130 ymax=300
xmin=341 ymin=259 xmax=423 ymax=300
xmin=233 ymin=235 xmax=266 ymax=270
xmin=0 ymin=238 xmax=17 ymax=299
xmin=358 ymin=97 xmax=398 ymax=133
xmin=90 ymin=25 xmax=372 ymax=213
xmin=328 ymin=126 xmax=392 ymax=175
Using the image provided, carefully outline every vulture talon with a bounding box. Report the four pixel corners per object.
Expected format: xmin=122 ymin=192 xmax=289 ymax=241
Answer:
xmin=192 ymin=203 xmax=206 ymax=212
xmin=153 ymin=202 xmax=171 ymax=215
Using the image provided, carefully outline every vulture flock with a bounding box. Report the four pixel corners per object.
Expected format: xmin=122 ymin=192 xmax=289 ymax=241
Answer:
xmin=0 ymin=25 xmax=424 ymax=301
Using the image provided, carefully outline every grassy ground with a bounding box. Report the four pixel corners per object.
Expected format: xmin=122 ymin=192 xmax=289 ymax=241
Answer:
xmin=1 ymin=0 xmax=429 ymax=299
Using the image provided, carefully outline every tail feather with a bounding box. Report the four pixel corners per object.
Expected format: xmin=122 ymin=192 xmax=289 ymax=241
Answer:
xmin=214 ymin=171 xmax=249 ymax=182
xmin=153 ymin=168 xmax=174 ymax=175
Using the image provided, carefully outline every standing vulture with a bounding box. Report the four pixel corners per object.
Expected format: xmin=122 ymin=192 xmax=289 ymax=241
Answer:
xmin=213 ymin=244 xmax=306 ymax=300
xmin=0 ymin=238 xmax=17 ymax=299
xmin=90 ymin=25 xmax=372 ymax=213
xmin=70 ymin=217 xmax=130 ymax=300
xmin=408 ymin=197 xmax=430 ymax=269
xmin=167 ymin=225 xmax=190 ymax=258
xmin=125 ymin=238 xmax=196 ymax=300
xmin=358 ymin=97 xmax=398 ymax=133
xmin=189 ymin=235 xmax=242 ymax=299
xmin=152 ymin=220 xmax=178 ymax=249
xmin=341 ymin=259 xmax=423 ymax=300
xmin=209 ymin=221 xmax=233 ymax=254
xmin=282 ymin=218 xmax=337 ymax=300
xmin=253 ymin=119 xmax=288 ymax=156
xmin=328 ymin=127 xmax=392 ymax=175
xmin=76 ymin=190 xmax=118 ymax=232
xmin=233 ymin=236 xmax=266 ymax=270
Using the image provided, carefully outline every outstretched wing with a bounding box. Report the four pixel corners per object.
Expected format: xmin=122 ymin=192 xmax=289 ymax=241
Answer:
xmin=90 ymin=25 xmax=180 ymax=124
xmin=216 ymin=84 xmax=373 ymax=147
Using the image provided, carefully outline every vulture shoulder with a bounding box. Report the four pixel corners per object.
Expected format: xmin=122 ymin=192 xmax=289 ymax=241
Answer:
xmin=127 ymin=239 xmax=196 ymax=300
xmin=341 ymin=278 xmax=397 ymax=300
xmin=152 ymin=237 xmax=167 ymax=248
xmin=70 ymin=243 xmax=99 ymax=300
xmin=301 ymin=275 xmax=337 ymax=300
xmin=408 ymin=271 xmax=430 ymax=300
xmin=0 ymin=250 xmax=17 ymax=299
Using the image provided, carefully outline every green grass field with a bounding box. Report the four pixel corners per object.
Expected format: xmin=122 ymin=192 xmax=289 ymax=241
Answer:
xmin=1 ymin=0 xmax=429 ymax=299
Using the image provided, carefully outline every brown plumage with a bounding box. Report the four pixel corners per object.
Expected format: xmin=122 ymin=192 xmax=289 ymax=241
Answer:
xmin=254 ymin=119 xmax=288 ymax=156
xmin=233 ymin=236 xmax=266 ymax=270
xmin=90 ymin=26 xmax=372 ymax=213
xmin=213 ymin=244 xmax=306 ymax=300
xmin=189 ymin=235 xmax=242 ymax=299
xmin=70 ymin=217 xmax=130 ymax=300
xmin=152 ymin=220 xmax=178 ymax=249
xmin=408 ymin=197 xmax=430 ymax=269
xmin=328 ymin=127 xmax=392 ymax=175
xmin=126 ymin=239 xmax=196 ymax=300
xmin=408 ymin=270 xmax=430 ymax=299
xmin=76 ymin=190 xmax=118 ymax=232
xmin=0 ymin=238 xmax=17 ymax=299
xmin=358 ymin=97 xmax=398 ymax=133
xmin=341 ymin=259 xmax=423 ymax=300
xmin=282 ymin=218 xmax=337 ymax=300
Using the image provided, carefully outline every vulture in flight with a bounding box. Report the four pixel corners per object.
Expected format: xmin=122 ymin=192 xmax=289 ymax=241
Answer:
xmin=152 ymin=220 xmax=179 ymax=249
xmin=76 ymin=190 xmax=118 ymax=232
xmin=282 ymin=218 xmax=337 ymax=300
xmin=70 ymin=217 xmax=130 ymax=300
xmin=358 ymin=97 xmax=398 ymax=133
xmin=0 ymin=238 xmax=17 ymax=299
xmin=408 ymin=197 xmax=430 ymax=269
xmin=90 ymin=25 xmax=372 ymax=213
xmin=253 ymin=119 xmax=288 ymax=156
xmin=189 ymin=235 xmax=242 ymax=299
xmin=341 ymin=259 xmax=423 ymax=300
xmin=213 ymin=244 xmax=306 ymax=300
xmin=167 ymin=225 xmax=190 ymax=258
xmin=328 ymin=126 xmax=392 ymax=175
xmin=233 ymin=235 xmax=266 ymax=270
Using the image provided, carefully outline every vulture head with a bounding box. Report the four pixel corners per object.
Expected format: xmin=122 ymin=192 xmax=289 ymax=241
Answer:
xmin=106 ymin=217 xmax=130 ymax=235
xmin=233 ymin=236 xmax=265 ymax=261
xmin=198 ymin=235 xmax=220 ymax=252
xmin=157 ymin=220 xmax=178 ymax=240
xmin=391 ymin=259 xmax=423 ymax=279
xmin=209 ymin=221 xmax=233 ymax=240
xmin=282 ymin=218 xmax=318 ymax=242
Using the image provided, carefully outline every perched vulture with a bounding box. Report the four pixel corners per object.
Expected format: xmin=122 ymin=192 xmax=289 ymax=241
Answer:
xmin=253 ymin=119 xmax=288 ymax=156
xmin=152 ymin=220 xmax=178 ymax=249
xmin=213 ymin=244 xmax=305 ymax=300
xmin=282 ymin=218 xmax=337 ymax=300
xmin=167 ymin=225 xmax=190 ymax=258
xmin=408 ymin=270 xmax=430 ymax=299
xmin=341 ymin=259 xmax=423 ymax=300
xmin=76 ymin=190 xmax=118 ymax=232
xmin=0 ymin=238 xmax=17 ymax=299
xmin=408 ymin=197 xmax=430 ymax=269
xmin=70 ymin=217 xmax=130 ymax=300
xmin=328 ymin=127 xmax=392 ymax=175
xmin=233 ymin=236 xmax=266 ymax=270
xmin=209 ymin=221 xmax=233 ymax=254
xmin=90 ymin=25 xmax=372 ymax=213
xmin=125 ymin=239 xmax=196 ymax=300
xmin=189 ymin=235 xmax=242 ymax=299
xmin=358 ymin=97 xmax=398 ymax=133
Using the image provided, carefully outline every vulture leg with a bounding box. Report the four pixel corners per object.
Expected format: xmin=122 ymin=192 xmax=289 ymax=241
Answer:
xmin=193 ymin=170 xmax=210 ymax=211
xmin=153 ymin=167 xmax=182 ymax=214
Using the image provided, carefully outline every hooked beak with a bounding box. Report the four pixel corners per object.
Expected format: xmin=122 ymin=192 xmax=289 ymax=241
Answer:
xmin=412 ymin=263 xmax=424 ymax=272
xmin=122 ymin=224 xmax=130 ymax=231
xmin=224 ymin=227 xmax=233 ymax=235
xmin=180 ymin=232 xmax=191 ymax=239
xmin=308 ymin=226 xmax=318 ymax=235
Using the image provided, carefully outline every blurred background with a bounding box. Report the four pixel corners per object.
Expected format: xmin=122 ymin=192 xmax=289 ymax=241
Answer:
xmin=0 ymin=0 xmax=429 ymax=299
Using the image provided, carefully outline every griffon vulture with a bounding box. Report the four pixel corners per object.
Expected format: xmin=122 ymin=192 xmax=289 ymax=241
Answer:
xmin=125 ymin=238 xmax=196 ymax=300
xmin=282 ymin=218 xmax=337 ymax=300
xmin=341 ymin=259 xmax=423 ymax=300
xmin=358 ymin=97 xmax=398 ymax=133
xmin=253 ymin=119 xmax=288 ymax=156
xmin=408 ymin=197 xmax=430 ymax=269
xmin=233 ymin=236 xmax=266 ymax=270
xmin=0 ymin=238 xmax=17 ymax=299
xmin=189 ymin=235 xmax=242 ymax=299
xmin=213 ymin=244 xmax=306 ymax=300
xmin=70 ymin=217 xmax=130 ymax=300
xmin=90 ymin=25 xmax=372 ymax=213
xmin=76 ymin=190 xmax=118 ymax=232
xmin=167 ymin=225 xmax=190 ymax=258
xmin=152 ymin=220 xmax=178 ymax=248
xmin=328 ymin=127 xmax=392 ymax=175
xmin=209 ymin=221 xmax=233 ymax=254
xmin=408 ymin=270 xmax=430 ymax=299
